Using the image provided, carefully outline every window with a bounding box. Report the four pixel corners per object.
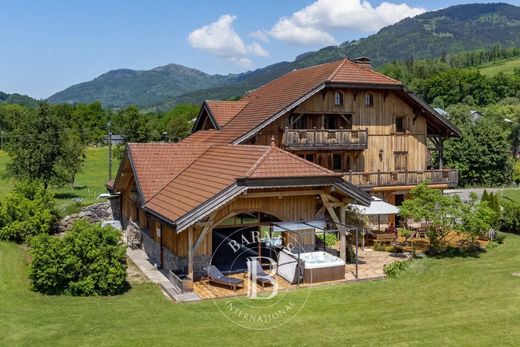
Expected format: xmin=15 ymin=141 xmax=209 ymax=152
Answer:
xmin=394 ymin=152 xmax=408 ymax=171
xmin=305 ymin=153 xmax=314 ymax=162
xmin=364 ymin=93 xmax=374 ymax=107
xmin=293 ymin=115 xmax=305 ymax=129
xmin=395 ymin=116 xmax=406 ymax=133
xmin=334 ymin=91 xmax=343 ymax=106
xmin=332 ymin=153 xmax=343 ymax=171
xmin=325 ymin=115 xmax=337 ymax=129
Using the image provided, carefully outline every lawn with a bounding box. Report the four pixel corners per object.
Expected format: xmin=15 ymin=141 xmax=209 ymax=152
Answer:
xmin=502 ymin=188 xmax=520 ymax=203
xmin=2 ymin=236 xmax=520 ymax=346
xmin=0 ymin=147 xmax=118 ymax=215
xmin=479 ymin=57 xmax=520 ymax=76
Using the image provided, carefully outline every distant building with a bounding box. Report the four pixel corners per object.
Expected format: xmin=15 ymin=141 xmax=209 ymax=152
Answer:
xmin=102 ymin=134 xmax=125 ymax=145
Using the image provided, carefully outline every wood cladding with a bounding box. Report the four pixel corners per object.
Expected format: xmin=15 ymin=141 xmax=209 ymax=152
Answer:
xmin=253 ymin=88 xmax=428 ymax=173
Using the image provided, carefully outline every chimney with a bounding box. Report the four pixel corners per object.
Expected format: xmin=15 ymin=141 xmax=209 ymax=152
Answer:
xmin=351 ymin=57 xmax=372 ymax=70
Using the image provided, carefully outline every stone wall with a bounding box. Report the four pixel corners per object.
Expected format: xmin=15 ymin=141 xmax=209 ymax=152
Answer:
xmin=141 ymin=229 xmax=210 ymax=279
xmin=109 ymin=196 xmax=121 ymax=221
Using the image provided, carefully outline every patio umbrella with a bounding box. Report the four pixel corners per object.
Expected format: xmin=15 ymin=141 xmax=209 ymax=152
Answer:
xmin=350 ymin=197 xmax=399 ymax=231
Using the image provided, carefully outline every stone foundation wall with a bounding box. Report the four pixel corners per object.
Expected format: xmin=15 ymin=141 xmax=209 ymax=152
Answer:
xmin=141 ymin=230 xmax=210 ymax=279
xmin=109 ymin=196 xmax=121 ymax=221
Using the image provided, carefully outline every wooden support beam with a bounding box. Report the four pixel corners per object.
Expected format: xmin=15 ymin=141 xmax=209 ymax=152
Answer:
xmin=340 ymin=205 xmax=347 ymax=262
xmin=239 ymin=189 xmax=324 ymax=199
xmin=321 ymin=194 xmax=348 ymax=262
xmin=192 ymin=212 xmax=217 ymax=253
xmin=188 ymin=228 xmax=194 ymax=280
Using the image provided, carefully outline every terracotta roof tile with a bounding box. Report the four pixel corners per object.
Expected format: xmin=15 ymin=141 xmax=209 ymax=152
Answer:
xmin=128 ymin=143 xmax=211 ymax=202
xmin=246 ymin=146 xmax=337 ymax=178
xmin=122 ymin=143 xmax=342 ymax=225
xmin=185 ymin=59 xmax=402 ymax=145
xmin=328 ymin=59 xmax=401 ymax=85
xmin=205 ymin=100 xmax=249 ymax=127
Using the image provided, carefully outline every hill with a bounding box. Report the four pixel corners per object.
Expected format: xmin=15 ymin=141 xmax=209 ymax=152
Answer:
xmin=47 ymin=3 xmax=520 ymax=111
xmin=48 ymin=64 xmax=234 ymax=109
xmin=0 ymin=92 xmax=39 ymax=108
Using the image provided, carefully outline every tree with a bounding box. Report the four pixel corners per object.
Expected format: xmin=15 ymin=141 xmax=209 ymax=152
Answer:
xmin=444 ymin=115 xmax=513 ymax=187
xmin=399 ymin=183 xmax=463 ymax=252
xmin=5 ymin=102 xmax=85 ymax=188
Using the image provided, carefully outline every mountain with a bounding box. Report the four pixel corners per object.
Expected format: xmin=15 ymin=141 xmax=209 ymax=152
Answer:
xmin=48 ymin=3 xmax=520 ymax=111
xmin=48 ymin=64 xmax=234 ymax=109
xmin=0 ymin=92 xmax=39 ymax=108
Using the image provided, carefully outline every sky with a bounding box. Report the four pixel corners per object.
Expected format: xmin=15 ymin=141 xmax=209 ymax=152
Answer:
xmin=1 ymin=0 xmax=519 ymax=99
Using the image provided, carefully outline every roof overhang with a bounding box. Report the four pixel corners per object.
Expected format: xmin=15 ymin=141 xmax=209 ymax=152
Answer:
xmin=146 ymin=175 xmax=370 ymax=233
xmin=192 ymin=101 xmax=220 ymax=132
xmin=233 ymin=83 xmax=327 ymax=144
xmin=400 ymin=90 xmax=461 ymax=138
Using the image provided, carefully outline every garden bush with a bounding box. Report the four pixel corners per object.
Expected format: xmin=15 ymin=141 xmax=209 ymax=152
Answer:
xmin=317 ymin=233 xmax=337 ymax=247
xmin=29 ymin=220 xmax=127 ymax=296
xmin=383 ymin=260 xmax=410 ymax=278
xmin=0 ymin=180 xmax=59 ymax=243
xmin=499 ymin=200 xmax=520 ymax=234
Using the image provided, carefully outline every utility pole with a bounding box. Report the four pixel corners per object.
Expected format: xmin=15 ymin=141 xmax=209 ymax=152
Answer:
xmin=108 ymin=120 xmax=112 ymax=181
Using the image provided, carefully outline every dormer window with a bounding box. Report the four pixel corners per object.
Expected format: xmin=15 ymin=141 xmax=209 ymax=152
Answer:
xmin=334 ymin=91 xmax=343 ymax=106
xmin=365 ymin=93 xmax=374 ymax=107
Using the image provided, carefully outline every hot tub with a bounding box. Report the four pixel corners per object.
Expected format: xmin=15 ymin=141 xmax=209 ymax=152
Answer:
xmin=299 ymin=251 xmax=345 ymax=283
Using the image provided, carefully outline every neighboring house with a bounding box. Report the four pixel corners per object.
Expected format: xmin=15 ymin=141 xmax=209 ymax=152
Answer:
xmin=109 ymin=58 xmax=460 ymax=286
xmin=102 ymin=134 xmax=126 ymax=145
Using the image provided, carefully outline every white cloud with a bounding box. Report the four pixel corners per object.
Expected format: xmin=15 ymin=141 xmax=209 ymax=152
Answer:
xmin=250 ymin=42 xmax=269 ymax=57
xmin=188 ymin=14 xmax=269 ymax=67
xmin=269 ymin=0 xmax=426 ymax=45
xmin=249 ymin=30 xmax=270 ymax=43
xmin=271 ymin=18 xmax=336 ymax=46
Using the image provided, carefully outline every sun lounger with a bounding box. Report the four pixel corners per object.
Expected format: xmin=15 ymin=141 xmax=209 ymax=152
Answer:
xmin=247 ymin=259 xmax=275 ymax=288
xmin=202 ymin=265 xmax=244 ymax=291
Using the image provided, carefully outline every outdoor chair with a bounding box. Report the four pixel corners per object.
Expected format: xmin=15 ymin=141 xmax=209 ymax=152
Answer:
xmin=202 ymin=265 xmax=244 ymax=291
xmin=247 ymin=259 xmax=275 ymax=288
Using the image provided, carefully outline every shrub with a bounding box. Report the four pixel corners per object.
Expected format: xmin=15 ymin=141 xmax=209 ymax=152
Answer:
xmin=383 ymin=260 xmax=410 ymax=278
xmin=494 ymin=232 xmax=507 ymax=244
xmin=499 ymin=200 xmax=520 ymax=234
xmin=0 ymin=180 xmax=59 ymax=243
xmin=317 ymin=233 xmax=337 ymax=247
xmin=29 ymin=220 xmax=127 ymax=296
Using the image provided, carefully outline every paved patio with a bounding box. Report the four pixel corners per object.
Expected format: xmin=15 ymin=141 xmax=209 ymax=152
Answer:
xmin=345 ymin=248 xmax=409 ymax=280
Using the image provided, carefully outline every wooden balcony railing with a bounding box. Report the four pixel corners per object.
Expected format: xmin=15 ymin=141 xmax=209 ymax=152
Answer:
xmin=344 ymin=169 xmax=458 ymax=188
xmin=284 ymin=127 xmax=368 ymax=151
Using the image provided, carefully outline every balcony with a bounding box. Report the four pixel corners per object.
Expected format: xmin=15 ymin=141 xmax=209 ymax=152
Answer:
xmin=344 ymin=169 xmax=458 ymax=189
xmin=284 ymin=128 xmax=368 ymax=151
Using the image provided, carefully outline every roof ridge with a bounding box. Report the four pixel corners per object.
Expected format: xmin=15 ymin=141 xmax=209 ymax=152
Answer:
xmin=342 ymin=59 xmax=402 ymax=85
xmin=327 ymin=59 xmax=349 ymax=81
xmin=270 ymin=146 xmax=338 ymax=175
xmin=242 ymin=59 xmax=343 ymax=101
xmin=144 ymin=143 xmax=215 ymax=203
xmin=244 ymin=146 xmax=274 ymax=177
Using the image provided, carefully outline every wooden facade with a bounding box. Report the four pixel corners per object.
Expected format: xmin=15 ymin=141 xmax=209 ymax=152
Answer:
xmin=242 ymin=88 xmax=456 ymax=191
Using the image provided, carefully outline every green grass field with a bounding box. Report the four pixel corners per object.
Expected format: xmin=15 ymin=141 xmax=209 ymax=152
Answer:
xmin=0 ymin=147 xmax=119 ymax=215
xmin=2 ymin=236 xmax=520 ymax=346
xmin=479 ymin=57 xmax=520 ymax=76
xmin=502 ymin=188 xmax=520 ymax=203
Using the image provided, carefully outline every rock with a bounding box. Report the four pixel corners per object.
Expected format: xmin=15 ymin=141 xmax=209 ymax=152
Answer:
xmin=58 ymin=201 xmax=114 ymax=232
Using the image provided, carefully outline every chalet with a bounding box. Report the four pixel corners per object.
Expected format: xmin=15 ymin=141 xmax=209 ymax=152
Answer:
xmin=109 ymin=58 xmax=460 ymax=295
xmin=189 ymin=58 xmax=460 ymax=224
